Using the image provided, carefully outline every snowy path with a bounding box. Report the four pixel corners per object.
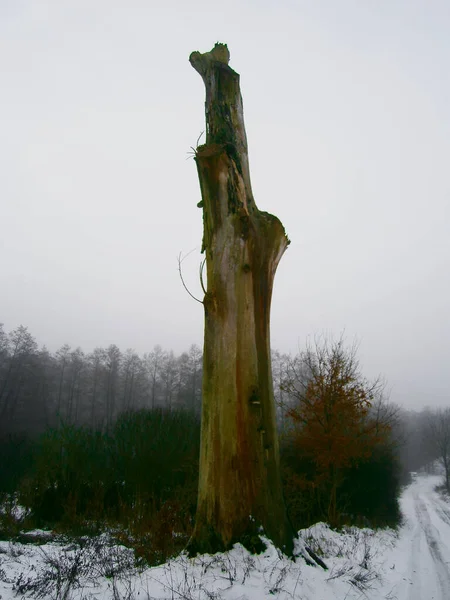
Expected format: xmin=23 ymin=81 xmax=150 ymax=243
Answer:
xmin=384 ymin=475 xmax=450 ymax=600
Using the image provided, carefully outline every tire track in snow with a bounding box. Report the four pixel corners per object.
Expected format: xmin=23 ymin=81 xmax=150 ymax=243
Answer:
xmin=412 ymin=491 xmax=450 ymax=600
xmin=430 ymin=495 xmax=450 ymax=528
xmin=406 ymin=517 xmax=423 ymax=600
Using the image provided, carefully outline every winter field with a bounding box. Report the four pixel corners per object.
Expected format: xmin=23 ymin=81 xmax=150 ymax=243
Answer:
xmin=1 ymin=474 xmax=449 ymax=600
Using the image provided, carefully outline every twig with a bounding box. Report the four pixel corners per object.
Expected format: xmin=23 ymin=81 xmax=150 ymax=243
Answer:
xmin=199 ymin=258 xmax=207 ymax=296
xmin=178 ymin=252 xmax=203 ymax=305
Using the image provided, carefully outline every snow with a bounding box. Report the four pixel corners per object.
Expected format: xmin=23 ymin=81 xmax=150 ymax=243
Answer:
xmin=377 ymin=474 xmax=450 ymax=600
xmin=1 ymin=474 xmax=449 ymax=600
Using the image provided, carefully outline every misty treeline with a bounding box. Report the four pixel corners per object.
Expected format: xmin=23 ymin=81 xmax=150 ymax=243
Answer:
xmin=0 ymin=323 xmax=448 ymax=561
xmin=397 ymin=406 xmax=450 ymax=491
xmin=0 ymin=323 xmax=203 ymax=434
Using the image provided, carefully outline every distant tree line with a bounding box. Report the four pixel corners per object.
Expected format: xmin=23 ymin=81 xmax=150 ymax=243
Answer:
xmin=0 ymin=323 xmax=203 ymax=435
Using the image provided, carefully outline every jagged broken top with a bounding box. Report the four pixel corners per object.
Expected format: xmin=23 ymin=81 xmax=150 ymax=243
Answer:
xmin=189 ymin=43 xmax=231 ymax=76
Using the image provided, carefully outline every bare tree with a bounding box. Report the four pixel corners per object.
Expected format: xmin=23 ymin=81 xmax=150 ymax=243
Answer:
xmin=105 ymin=344 xmax=121 ymax=428
xmin=160 ymin=350 xmax=177 ymax=411
xmin=144 ymin=345 xmax=165 ymax=409
xmin=87 ymin=348 xmax=105 ymax=427
xmin=188 ymin=343 xmax=202 ymax=413
xmin=271 ymin=350 xmax=291 ymax=432
xmin=34 ymin=346 xmax=52 ymax=430
xmin=67 ymin=348 xmax=85 ymax=424
xmin=188 ymin=43 xmax=292 ymax=553
xmin=121 ymin=349 xmax=141 ymax=411
xmin=55 ymin=344 xmax=71 ymax=418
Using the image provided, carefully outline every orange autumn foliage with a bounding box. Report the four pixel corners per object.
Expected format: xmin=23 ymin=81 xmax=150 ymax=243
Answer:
xmin=283 ymin=336 xmax=390 ymax=525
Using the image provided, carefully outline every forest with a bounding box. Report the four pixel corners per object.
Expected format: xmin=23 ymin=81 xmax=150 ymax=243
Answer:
xmin=1 ymin=322 xmax=447 ymax=565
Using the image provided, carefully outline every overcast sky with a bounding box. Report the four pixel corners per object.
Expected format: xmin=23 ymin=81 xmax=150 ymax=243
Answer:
xmin=1 ymin=0 xmax=449 ymax=410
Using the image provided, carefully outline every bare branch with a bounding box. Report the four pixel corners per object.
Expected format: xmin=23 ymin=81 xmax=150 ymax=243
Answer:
xmin=177 ymin=252 xmax=203 ymax=305
xmin=199 ymin=258 xmax=207 ymax=296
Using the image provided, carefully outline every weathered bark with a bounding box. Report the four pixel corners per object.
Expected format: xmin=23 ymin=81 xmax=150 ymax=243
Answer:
xmin=189 ymin=44 xmax=293 ymax=554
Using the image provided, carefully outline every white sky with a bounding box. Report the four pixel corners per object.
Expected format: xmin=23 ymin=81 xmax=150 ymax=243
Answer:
xmin=1 ymin=0 xmax=449 ymax=410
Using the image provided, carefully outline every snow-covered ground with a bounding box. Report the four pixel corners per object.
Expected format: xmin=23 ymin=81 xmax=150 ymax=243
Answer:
xmin=380 ymin=474 xmax=450 ymax=600
xmin=0 ymin=474 xmax=449 ymax=600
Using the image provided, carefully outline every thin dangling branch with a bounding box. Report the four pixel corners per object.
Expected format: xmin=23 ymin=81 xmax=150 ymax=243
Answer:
xmin=177 ymin=251 xmax=203 ymax=305
xmin=199 ymin=258 xmax=207 ymax=296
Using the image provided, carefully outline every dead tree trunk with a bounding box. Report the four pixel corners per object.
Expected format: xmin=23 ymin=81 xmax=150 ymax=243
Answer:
xmin=189 ymin=43 xmax=293 ymax=554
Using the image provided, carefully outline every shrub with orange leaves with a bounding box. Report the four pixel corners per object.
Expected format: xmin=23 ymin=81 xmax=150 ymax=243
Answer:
xmin=280 ymin=336 xmax=396 ymax=527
